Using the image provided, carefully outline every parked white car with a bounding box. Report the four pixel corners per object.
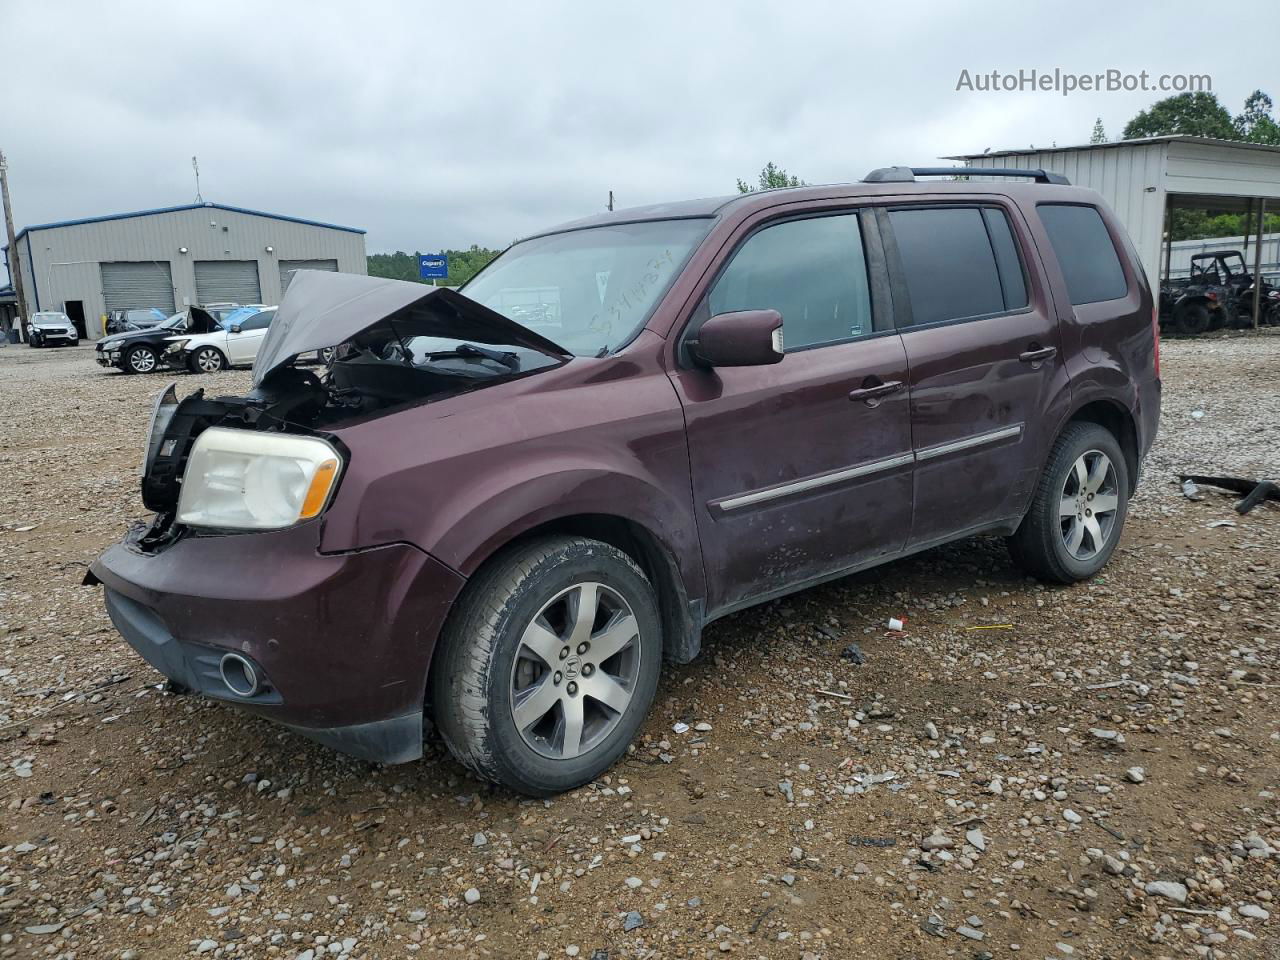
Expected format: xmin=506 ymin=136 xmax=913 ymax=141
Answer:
xmin=165 ymin=306 xmax=276 ymax=373
xmin=28 ymin=311 xmax=79 ymax=347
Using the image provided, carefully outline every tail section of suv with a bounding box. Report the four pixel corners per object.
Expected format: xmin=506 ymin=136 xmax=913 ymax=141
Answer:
xmin=88 ymin=173 xmax=1160 ymax=794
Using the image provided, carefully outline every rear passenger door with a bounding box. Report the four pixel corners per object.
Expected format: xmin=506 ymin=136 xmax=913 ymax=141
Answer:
xmin=879 ymin=202 xmax=1071 ymax=549
xmin=670 ymin=209 xmax=914 ymax=613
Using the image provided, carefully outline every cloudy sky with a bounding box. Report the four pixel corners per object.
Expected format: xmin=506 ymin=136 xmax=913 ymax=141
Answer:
xmin=3 ymin=0 xmax=1271 ymax=270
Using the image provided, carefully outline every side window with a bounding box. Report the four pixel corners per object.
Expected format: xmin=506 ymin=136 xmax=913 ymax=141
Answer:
xmin=888 ymin=206 xmax=1021 ymax=327
xmin=708 ymin=213 xmax=872 ymax=351
xmin=1037 ymin=204 xmax=1128 ymax=305
xmin=236 ymin=311 xmax=273 ymax=331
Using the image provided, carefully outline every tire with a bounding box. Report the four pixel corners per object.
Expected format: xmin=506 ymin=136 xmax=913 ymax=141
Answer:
xmin=123 ymin=345 xmax=158 ymax=374
xmin=1007 ymin=422 xmax=1130 ymax=584
xmin=432 ymin=536 xmax=662 ymax=796
xmin=189 ymin=345 xmax=227 ymax=373
xmin=29 ymin=335 xmax=41 ymax=348
xmin=1173 ymin=302 xmax=1210 ymax=336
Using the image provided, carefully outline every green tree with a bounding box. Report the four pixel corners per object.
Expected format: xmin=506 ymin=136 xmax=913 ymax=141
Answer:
xmin=736 ymin=162 xmax=806 ymax=193
xmin=1089 ymin=117 xmax=1107 ymax=144
xmin=367 ymin=245 xmax=503 ymax=287
xmin=1235 ymin=89 xmax=1280 ymax=144
xmin=1122 ymin=92 xmax=1236 ymax=139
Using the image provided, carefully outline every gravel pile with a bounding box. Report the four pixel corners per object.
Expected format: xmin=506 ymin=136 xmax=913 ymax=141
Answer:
xmin=1 ymin=335 xmax=1277 ymax=959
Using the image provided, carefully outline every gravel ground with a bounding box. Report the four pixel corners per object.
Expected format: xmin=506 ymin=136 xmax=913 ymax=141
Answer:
xmin=0 ymin=334 xmax=1277 ymax=960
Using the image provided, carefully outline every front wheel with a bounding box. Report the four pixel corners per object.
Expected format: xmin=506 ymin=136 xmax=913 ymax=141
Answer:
xmin=189 ymin=345 xmax=227 ymax=373
xmin=432 ymin=536 xmax=662 ymax=796
xmin=124 ymin=345 xmax=158 ymax=374
xmin=1007 ymin=422 xmax=1129 ymax=583
xmin=1173 ymin=302 xmax=1210 ymax=336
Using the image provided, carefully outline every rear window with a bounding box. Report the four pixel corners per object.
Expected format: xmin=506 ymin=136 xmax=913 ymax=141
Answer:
xmin=1037 ymin=204 xmax=1128 ymax=305
xmin=888 ymin=206 xmax=1027 ymax=327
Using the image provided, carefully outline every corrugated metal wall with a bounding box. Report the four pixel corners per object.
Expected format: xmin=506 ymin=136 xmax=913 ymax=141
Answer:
xmin=964 ymin=143 xmax=1169 ymax=291
xmin=14 ymin=205 xmax=366 ymax=339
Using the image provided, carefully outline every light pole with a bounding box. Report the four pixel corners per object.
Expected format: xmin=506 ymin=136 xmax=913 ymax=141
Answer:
xmin=0 ymin=150 xmax=30 ymax=340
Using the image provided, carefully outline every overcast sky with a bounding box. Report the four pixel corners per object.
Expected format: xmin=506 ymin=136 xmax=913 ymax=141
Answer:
xmin=3 ymin=0 xmax=1272 ymax=272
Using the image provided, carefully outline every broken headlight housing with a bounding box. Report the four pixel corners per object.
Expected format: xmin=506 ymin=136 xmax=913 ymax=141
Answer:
xmin=176 ymin=427 xmax=342 ymax=530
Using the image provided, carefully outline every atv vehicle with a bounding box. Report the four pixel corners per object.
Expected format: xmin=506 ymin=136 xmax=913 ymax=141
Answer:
xmin=1160 ymin=251 xmax=1276 ymax=335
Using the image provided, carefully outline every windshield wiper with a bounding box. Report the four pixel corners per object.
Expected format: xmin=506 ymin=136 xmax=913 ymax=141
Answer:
xmin=420 ymin=343 xmax=521 ymax=372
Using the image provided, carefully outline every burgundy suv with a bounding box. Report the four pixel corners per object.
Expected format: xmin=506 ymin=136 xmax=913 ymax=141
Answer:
xmin=88 ymin=167 xmax=1160 ymax=795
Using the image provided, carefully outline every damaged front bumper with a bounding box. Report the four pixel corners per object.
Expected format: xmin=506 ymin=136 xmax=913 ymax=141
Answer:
xmin=87 ymin=521 xmax=466 ymax=764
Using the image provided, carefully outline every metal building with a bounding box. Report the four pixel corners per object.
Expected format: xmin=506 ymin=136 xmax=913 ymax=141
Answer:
xmin=4 ymin=201 xmax=366 ymax=340
xmin=946 ymin=136 xmax=1280 ymax=320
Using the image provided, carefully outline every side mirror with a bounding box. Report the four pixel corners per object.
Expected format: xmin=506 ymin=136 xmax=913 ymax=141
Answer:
xmin=688 ymin=310 xmax=784 ymax=367
xmin=230 ymin=324 xmax=242 ymax=334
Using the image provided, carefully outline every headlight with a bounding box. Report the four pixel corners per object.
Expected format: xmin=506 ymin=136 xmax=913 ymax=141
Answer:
xmin=176 ymin=427 xmax=343 ymax=530
xmin=166 ymin=339 xmax=190 ymax=353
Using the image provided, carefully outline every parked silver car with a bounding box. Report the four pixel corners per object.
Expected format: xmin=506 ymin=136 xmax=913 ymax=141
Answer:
xmin=28 ymin=312 xmax=79 ymax=347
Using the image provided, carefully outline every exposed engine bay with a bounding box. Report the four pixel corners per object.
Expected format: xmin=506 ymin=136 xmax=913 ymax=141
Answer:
xmin=136 ymin=271 xmax=570 ymax=547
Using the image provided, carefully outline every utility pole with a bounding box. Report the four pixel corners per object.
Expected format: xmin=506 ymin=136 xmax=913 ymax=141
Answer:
xmin=607 ymin=190 xmax=614 ymax=212
xmin=192 ymin=156 xmax=203 ymax=203
xmin=0 ymin=150 xmax=30 ymax=341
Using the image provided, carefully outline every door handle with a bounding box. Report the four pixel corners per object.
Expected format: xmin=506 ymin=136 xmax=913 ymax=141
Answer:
xmin=1019 ymin=345 xmax=1057 ymax=364
xmin=848 ymin=380 xmax=904 ymax=404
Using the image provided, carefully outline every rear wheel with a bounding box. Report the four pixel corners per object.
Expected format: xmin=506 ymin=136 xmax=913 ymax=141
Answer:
xmin=1173 ymin=302 xmax=1210 ymax=336
xmin=1007 ymin=422 xmax=1129 ymax=584
xmin=432 ymin=536 xmax=662 ymax=796
xmin=124 ymin=345 xmax=158 ymax=374
xmin=189 ymin=345 xmax=227 ymax=373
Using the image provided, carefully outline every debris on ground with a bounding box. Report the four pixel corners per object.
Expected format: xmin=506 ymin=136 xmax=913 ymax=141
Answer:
xmin=0 ymin=335 xmax=1277 ymax=957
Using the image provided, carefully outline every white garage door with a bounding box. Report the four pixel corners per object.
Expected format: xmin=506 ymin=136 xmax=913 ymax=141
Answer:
xmin=100 ymin=261 xmax=176 ymax=313
xmin=194 ymin=261 xmax=262 ymax=305
xmin=279 ymin=259 xmax=338 ymax=295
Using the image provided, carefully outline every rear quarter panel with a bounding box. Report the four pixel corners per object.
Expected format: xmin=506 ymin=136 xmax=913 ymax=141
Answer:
xmin=1018 ymin=189 xmax=1159 ymax=461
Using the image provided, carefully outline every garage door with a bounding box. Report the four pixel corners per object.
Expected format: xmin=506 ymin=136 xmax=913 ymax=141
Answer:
xmin=194 ymin=261 xmax=262 ymax=305
xmin=279 ymin=259 xmax=338 ymax=295
xmin=100 ymin=261 xmax=176 ymax=313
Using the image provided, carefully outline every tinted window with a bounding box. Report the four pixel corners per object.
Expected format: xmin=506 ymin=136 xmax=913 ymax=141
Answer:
xmin=236 ymin=310 xmax=274 ymax=331
xmin=708 ymin=214 xmax=872 ymax=351
xmin=982 ymin=208 xmax=1028 ymax=310
xmin=889 ymin=207 xmax=1007 ymax=326
xmin=1038 ymin=204 xmax=1128 ymax=305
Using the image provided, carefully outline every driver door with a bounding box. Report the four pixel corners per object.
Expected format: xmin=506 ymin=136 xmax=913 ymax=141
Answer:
xmin=225 ymin=310 xmax=274 ymax=364
xmin=668 ymin=209 xmax=914 ymax=614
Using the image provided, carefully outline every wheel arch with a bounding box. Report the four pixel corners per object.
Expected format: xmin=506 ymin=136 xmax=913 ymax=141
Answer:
xmin=447 ymin=512 xmax=703 ymax=668
xmin=1065 ymin=398 xmax=1140 ymax=495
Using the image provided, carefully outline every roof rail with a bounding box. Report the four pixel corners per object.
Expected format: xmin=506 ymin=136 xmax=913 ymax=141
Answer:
xmin=864 ymin=166 xmax=1070 ymax=185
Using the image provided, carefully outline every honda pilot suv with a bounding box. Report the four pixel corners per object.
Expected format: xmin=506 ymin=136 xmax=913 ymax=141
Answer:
xmin=87 ymin=167 xmax=1160 ymax=795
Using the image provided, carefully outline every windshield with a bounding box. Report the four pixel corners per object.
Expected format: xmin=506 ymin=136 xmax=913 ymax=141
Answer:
xmin=160 ymin=313 xmax=187 ymax=330
xmin=33 ymin=313 xmax=69 ymax=324
xmin=461 ymin=219 xmax=710 ymax=356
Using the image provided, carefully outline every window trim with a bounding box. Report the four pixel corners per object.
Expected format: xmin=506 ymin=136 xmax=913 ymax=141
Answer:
xmin=677 ymin=207 xmax=893 ymax=365
xmin=877 ymin=202 xmax=1036 ymax=333
xmin=1034 ymin=201 xmax=1132 ymax=307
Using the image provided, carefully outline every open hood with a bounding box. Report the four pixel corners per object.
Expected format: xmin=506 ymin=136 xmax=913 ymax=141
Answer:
xmin=252 ymin=271 xmax=571 ymax=385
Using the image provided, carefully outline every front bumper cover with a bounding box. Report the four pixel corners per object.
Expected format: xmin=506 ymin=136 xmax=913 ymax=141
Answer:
xmin=88 ymin=522 xmax=466 ymax=764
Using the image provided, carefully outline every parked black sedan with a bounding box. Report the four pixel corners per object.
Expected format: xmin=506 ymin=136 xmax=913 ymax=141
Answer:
xmin=96 ymin=307 xmax=222 ymax=374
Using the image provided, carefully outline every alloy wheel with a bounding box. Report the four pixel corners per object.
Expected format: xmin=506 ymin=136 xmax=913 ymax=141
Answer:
xmin=129 ymin=348 xmax=156 ymax=373
xmin=195 ymin=348 xmax=223 ymax=372
xmin=508 ymin=581 xmax=641 ymax=760
xmin=1059 ymin=449 xmax=1119 ymax=560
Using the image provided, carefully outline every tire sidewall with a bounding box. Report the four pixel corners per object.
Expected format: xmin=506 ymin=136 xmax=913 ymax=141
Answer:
xmin=454 ymin=541 xmax=661 ymax=795
xmin=1044 ymin=426 xmax=1129 ymax=580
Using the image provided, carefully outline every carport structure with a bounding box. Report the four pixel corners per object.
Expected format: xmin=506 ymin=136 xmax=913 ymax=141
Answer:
xmin=947 ymin=136 xmax=1280 ymax=327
